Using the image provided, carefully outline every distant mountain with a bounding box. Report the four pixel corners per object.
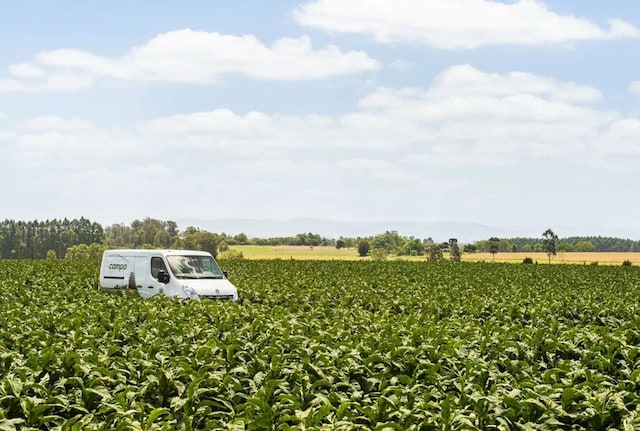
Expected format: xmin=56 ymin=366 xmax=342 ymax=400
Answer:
xmin=174 ymin=217 xmax=640 ymax=243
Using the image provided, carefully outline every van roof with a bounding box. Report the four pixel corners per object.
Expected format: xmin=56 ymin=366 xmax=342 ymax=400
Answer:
xmin=103 ymin=249 xmax=213 ymax=257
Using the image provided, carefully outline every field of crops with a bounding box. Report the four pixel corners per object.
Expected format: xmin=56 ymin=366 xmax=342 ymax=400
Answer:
xmin=2 ymin=259 xmax=640 ymax=429
xmin=229 ymin=245 xmax=640 ymax=265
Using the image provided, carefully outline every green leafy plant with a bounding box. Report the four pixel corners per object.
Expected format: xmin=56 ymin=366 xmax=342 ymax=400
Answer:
xmin=1 ymin=259 xmax=640 ymax=428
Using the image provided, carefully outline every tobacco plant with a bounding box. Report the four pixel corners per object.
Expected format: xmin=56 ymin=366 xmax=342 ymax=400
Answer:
xmin=1 ymin=259 xmax=639 ymax=429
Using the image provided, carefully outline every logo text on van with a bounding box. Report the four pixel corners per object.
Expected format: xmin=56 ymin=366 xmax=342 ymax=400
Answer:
xmin=108 ymin=263 xmax=128 ymax=271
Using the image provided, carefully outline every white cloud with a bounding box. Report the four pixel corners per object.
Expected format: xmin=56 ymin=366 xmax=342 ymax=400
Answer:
xmin=0 ymin=78 xmax=28 ymax=92
xmin=1 ymin=71 xmax=92 ymax=92
xmin=3 ymin=64 xmax=640 ymax=227
xmin=10 ymin=117 xmax=139 ymax=168
xmin=0 ymin=29 xmax=380 ymax=92
xmin=24 ymin=116 xmax=93 ymax=132
xmin=4 ymin=66 xmax=638 ymax=194
xmin=388 ymin=60 xmax=414 ymax=71
xmin=595 ymin=119 xmax=640 ymax=156
xmin=9 ymin=62 xmax=46 ymax=78
xmin=424 ymin=64 xmax=602 ymax=103
xmin=294 ymin=0 xmax=640 ymax=49
xmin=630 ymin=81 xmax=640 ymax=95
xmin=126 ymin=65 xmax=628 ymax=166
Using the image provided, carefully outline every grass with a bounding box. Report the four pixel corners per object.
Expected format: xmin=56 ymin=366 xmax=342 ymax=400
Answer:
xmin=228 ymin=245 xmax=640 ymax=265
xmin=228 ymin=245 xmax=362 ymax=260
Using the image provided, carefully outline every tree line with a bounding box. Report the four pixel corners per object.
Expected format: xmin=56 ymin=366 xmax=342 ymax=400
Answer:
xmin=0 ymin=218 xmax=104 ymax=259
xmin=0 ymin=217 xmax=339 ymax=259
xmin=2 ymin=217 xmax=639 ymax=260
xmin=466 ymin=236 xmax=640 ymax=253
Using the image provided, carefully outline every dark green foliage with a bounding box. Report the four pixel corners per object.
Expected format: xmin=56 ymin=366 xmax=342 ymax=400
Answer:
xmin=2 ymin=260 xmax=640 ymax=429
xmin=357 ymin=239 xmax=370 ymax=257
xmin=522 ymin=257 xmax=534 ymax=264
xmin=463 ymin=243 xmax=477 ymax=253
xmin=488 ymin=237 xmax=500 ymax=258
xmin=399 ymin=238 xmax=424 ymax=256
xmin=175 ymin=229 xmax=220 ymax=258
xmin=476 ymin=236 xmax=640 ymax=253
xmin=105 ymin=218 xmax=180 ymax=248
xmin=0 ymin=218 xmax=103 ymax=259
xmin=449 ymin=238 xmax=461 ymax=262
xmin=426 ymin=243 xmax=443 ymax=262
xmin=622 ymin=260 xmax=632 ymax=267
xmin=370 ymin=231 xmax=403 ymax=254
xmin=542 ymin=229 xmax=559 ymax=263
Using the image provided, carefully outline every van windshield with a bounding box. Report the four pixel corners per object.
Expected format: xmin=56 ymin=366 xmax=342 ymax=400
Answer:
xmin=166 ymin=255 xmax=224 ymax=280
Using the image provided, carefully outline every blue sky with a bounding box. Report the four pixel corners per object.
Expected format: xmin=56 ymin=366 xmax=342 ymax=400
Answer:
xmin=1 ymin=0 xmax=639 ymax=237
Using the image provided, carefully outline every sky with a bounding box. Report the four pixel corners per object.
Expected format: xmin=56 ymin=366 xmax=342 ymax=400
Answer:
xmin=1 ymin=0 xmax=639 ymax=237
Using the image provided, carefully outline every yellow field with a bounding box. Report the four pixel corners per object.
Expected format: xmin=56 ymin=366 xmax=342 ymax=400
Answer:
xmin=228 ymin=245 xmax=362 ymax=260
xmin=227 ymin=246 xmax=640 ymax=265
xmin=464 ymin=252 xmax=640 ymax=265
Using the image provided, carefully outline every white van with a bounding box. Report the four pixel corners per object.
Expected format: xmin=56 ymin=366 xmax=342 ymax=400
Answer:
xmin=99 ymin=249 xmax=238 ymax=301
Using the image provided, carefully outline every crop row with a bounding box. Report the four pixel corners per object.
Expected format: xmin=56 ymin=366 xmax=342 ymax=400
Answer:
xmin=1 ymin=260 xmax=640 ymax=429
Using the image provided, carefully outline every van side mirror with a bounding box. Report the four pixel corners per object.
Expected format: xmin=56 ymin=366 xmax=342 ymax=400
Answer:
xmin=157 ymin=270 xmax=170 ymax=283
xmin=223 ymin=271 xmax=229 ymax=279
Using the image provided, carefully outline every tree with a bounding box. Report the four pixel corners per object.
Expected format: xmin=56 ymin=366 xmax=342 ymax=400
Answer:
xmin=0 ymin=218 xmax=104 ymax=259
xmin=542 ymin=229 xmax=558 ymax=264
xmin=488 ymin=237 xmax=500 ymax=261
xmin=357 ymin=239 xmax=370 ymax=257
xmin=557 ymin=242 xmax=574 ymax=252
xmin=576 ymin=240 xmax=595 ymax=252
xmin=177 ymin=229 xmax=220 ymax=258
xmin=449 ymin=238 xmax=461 ymax=262
xmin=104 ymin=223 xmax=136 ymax=248
xmin=371 ymin=231 xmax=403 ymax=254
xmin=335 ymin=239 xmax=346 ymax=250
xmin=233 ymin=233 xmax=249 ymax=245
xmin=400 ymin=238 xmax=424 ymax=256
xmin=426 ymin=243 xmax=443 ymax=262
xmin=343 ymin=238 xmax=356 ymax=249
xmin=106 ymin=218 xmax=178 ymax=249
xmin=463 ymin=243 xmax=477 ymax=253
xmin=65 ymin=243 xmax=105 ymax=260
xmin=153 ymin=230 xmax=172 ymax=248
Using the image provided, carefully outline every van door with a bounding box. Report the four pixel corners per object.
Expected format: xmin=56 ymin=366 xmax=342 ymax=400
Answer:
xmin=131 ymin=256 xmax=152 ymax=298
xmin=145 ymin=256 xmax=169 ymax=297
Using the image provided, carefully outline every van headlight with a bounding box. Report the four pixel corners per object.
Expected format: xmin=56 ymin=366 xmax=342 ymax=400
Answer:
xmin=181 ymin=285 xmax=201 ymax=301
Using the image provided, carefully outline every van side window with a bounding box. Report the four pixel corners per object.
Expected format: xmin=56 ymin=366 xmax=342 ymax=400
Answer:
xmin=151 ymin=257 xmax=168 ymax=280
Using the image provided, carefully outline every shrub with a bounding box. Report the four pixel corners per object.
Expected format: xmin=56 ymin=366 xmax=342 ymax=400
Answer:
xmin=522 ymin=257 xmax=534 ymax=264
xmin=371 ymin=248 xmax=388 ymax=261
xmin=218 ymin=249 xmax=244 ymax=260
xmin=622 ymin=260 xmax=633 ymax=267
xmin=357 ymin=239 xmax=370 ymax=257
xmin=426 ymin=244 xmax=443 ymax=262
